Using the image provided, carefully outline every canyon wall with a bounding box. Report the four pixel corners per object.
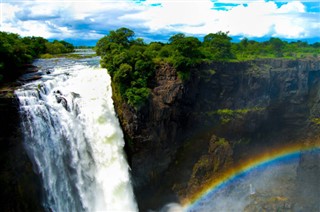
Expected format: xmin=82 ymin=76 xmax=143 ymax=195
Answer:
xmin=0 ymin=88 xmax=43 ymax=211
xmin=113 ymin=58 xmax=320 ymax=211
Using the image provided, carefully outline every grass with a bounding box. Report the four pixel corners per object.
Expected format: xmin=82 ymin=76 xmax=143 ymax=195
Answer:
xmin=215 ymin=107 xmax=264 ymax=124
xmin=311 ymin=118 xmax=320 ymax=125
xmin=234 ymin=52 xmax=319 ymax=62
xmin=177 ymin=71 xmax=190 ymax=81
xmin=40 ymin=53 xmax=97 ymax=59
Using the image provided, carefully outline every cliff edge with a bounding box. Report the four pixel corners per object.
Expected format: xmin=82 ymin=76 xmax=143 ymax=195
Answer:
xmin=112 ymin=58 xmax=320 ymax=211
xmin=0 ymin=86 xmax=43 ymax=211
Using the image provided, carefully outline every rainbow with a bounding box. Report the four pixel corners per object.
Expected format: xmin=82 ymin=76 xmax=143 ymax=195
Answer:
xmin=182 ymin=141 xmax=320 ymax=211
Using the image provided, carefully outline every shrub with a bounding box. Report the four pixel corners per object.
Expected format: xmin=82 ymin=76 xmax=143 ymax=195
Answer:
xmin=125 ymin=87 xmax=150 ymax=108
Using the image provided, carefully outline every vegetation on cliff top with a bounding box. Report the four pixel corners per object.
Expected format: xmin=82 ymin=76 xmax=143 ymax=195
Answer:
xmin=96 ymin=27 xmax=319 ymax=109
xmin=0 ymin=31 xmax=74 ymax=83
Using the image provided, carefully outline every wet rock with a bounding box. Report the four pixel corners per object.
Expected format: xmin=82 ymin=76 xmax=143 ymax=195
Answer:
xmin=71 ymin=92 xmax=80 ymax=98
xmin=186 ymin=135 xmax=233 ymax=194
xmin=294 ymin=147 xmax=320 ymax=211
xmin=54 ymin=91 xmax=70 ymax=111
xmin=0 ymin=87 xmax=43 ymax=211
xmin=113 ymin=58 xmax=320 ymax=210
xmin=18 ymin=72 xmax=43 ymax=82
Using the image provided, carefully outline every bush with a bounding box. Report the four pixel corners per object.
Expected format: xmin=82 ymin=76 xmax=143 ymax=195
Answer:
xmin=125 ymin=87 xmax=150 ymax=108
xmin=177 ymin=71 xmax=190 ymax=81
xmin=114 ymin=63 xmax=132 ymax=86
xmin=96 ymin=27 xmax=320 ymax=110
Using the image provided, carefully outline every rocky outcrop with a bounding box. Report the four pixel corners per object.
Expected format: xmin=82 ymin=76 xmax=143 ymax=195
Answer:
xmin=0 ymin=86 xmax=43 ymax=211
xmin=113 ymin=58 xmax=320 ymax=211
xmin=186 ymin=135 xmax=233 ymax=199
xmin=294 ymin=138 xmax=320 ymax=211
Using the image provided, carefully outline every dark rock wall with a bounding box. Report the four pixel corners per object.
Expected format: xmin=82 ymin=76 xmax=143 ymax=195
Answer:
xmin=113 ymin=59 xmax=320 ymax=211
xmin=0 ymin=90 xmax=43 ymax=212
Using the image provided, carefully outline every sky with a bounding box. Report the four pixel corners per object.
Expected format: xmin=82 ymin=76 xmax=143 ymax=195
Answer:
xmin=0 ymin=0 xmax=319 ymax=46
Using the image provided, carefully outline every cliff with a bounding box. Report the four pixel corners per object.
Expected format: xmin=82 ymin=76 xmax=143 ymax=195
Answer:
xmin=113 ymin=58 xmax=320 ymax=211
xmin=0 ymin=86 xmax=43 ymax=211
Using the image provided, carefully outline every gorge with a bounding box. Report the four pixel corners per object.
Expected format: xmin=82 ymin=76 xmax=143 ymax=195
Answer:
xmin=113 ymin=58 xmax=320 ymax=211
xmin=0 ymin=55 xmax=319 ymax=211
xmin=0 ymin=53 xmax=137 ymax=211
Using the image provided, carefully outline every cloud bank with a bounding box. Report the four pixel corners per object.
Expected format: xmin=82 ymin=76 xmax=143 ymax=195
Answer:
xmin=1 ymin=0 xmax=319 ymax=44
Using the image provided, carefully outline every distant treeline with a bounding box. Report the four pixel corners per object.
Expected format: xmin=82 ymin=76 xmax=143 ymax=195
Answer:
xmin=96 ymin=27 xmax=319 ymax=109
xmin=0 ymin=31 xmax=74 ymax=82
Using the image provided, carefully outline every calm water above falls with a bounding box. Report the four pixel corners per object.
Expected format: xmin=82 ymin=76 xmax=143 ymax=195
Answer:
xmin=15 ymin=54 xmax=137 ymax=211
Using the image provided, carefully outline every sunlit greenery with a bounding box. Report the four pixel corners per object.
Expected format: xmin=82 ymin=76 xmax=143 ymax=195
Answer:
xmin=233 ymin=37 xmax=320 ymax=60
xmin=0 ymin=31 xmax=74 ymax=83
xmin=311 ymin=118 xmax=320 ymax=125
xmin=39 ymin=53 xmax=96 ymax=59
xmin=215 ymin=108 xmax=265 ymax=124
xmin=96 ymin=27 xmax=319 ymax=109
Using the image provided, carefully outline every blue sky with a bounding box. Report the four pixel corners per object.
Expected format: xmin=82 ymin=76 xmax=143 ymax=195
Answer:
xmin=1 ymin=0 xmax=319 ymax=45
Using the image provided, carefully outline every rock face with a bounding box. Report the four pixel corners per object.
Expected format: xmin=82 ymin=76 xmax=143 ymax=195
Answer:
xmin=0 ymin=86 xmax=43 ymax=212
xmin=113 ymin=59 xmax=320 ymax=211
xmin=295 ymin=142 xmax=320 ymax=211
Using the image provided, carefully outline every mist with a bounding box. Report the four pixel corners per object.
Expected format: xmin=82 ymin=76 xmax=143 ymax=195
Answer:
xmin=159 ymin=149 xmax=320 ymax=212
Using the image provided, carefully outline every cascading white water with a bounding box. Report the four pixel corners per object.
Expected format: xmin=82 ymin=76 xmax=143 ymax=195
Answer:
xmin=15 ymin=54 xmax=137 ymax=212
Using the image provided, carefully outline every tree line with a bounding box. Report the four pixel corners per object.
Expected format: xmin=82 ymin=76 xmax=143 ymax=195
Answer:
xmin=0 ymin=31 xmax=74 ymax=83
xmin=95 ymin=27 xmax=319 ymax=109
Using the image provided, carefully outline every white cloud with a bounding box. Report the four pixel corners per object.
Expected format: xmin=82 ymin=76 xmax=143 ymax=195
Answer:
xmin=0 ymin=0 xmax=318 ymax=43
xmin=120 ymin=0 xmax=214 ymax=32
xmin=277 ymin=1 xmax=306 ymax=12
xmin=1 ymin=0 xmax=141 ymax=40
xmin=121 ymin=0 xmax=318 ymax=39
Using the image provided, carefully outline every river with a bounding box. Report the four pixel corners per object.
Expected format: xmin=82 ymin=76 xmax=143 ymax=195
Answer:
xmin=15 ymin=51 xmax=137 ymax=212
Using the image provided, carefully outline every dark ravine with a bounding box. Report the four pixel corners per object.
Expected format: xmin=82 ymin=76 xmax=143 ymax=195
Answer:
xmin=0 ymin=86 xmax=43 ymax=212
xmin=0 ymin=63 xmax=44 ymax=211
xmin=1 ymin=58 xmax=319 ymax=211
xmin=113 ymin=58 xmax=320 ymax=211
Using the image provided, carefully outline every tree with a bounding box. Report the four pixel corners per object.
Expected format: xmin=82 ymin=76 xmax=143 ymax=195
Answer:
xmin=59 ymin=40 xmax=75 ymax=52
xmin=268 ymin=37 xmax=285 ymax=57
xmin=169 ymin=33 xmax=185 ymax=43
xmin=169 ymin=33 xmax=201 ymax=58
xmin=96 ymin=27 xmax=134 ymax=56
xmin=0 ymin=31 xmax=74 ymax=83
xmin=96 ymin=36 xmax=110 ymax=56
xmin=203 ymin=31 xmax=234 ymax=60
xmin=168 ymin=33 xmax=202 ymax=73
xmin=144 ymin=42 xmax=163 ymax=58
xmin=114 ymin=63 xmax=132 ymax=85
xmin=125 ymin=87 xmax=150 ymax=108
xmin=108 ymin=27 xmax=135 ymax=47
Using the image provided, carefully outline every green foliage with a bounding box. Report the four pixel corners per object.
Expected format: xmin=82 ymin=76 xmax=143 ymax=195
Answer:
xmin=177 ymin=71 xmax=190 ymax=81
xmin=233 ymin=37 xmax=320 ymax=60
xmin=109 ymin=28 xmax=135 ymax=47
xmin=45 ymin=40 xmax=74 ymax=54
xmin=167 ymin=34 xmax=203 ymax=74
xmin=96 ymin=27 xmax=134 ymax=56
xmin=216 ymin=107 xmax=264 ymax=124
xmin=114 ymin=63 xmax=132 ymax=85
xmin=311 ymin=118 xmax=320 ymax=125
xmin=169 ymin=34 xmax=201 ymax=58
xmin=216 ymin=137 xmax=228 ymax=146
xmin=203 ymin=31 xmax=234 ymax=60
xmin=96 ymin=28 xmax=155 ymax=109
xmin=125 ymin=87 xmax=150 ymax=109
xmin=268 ymin=38 xmax=285 ymax=57
xmin=96 ymin=27 xmax=320 ymax=110
xmin=208 ymin=69 xmax=216 ymax=75
xmin=0 ymin=31 xmax=74 ymax=83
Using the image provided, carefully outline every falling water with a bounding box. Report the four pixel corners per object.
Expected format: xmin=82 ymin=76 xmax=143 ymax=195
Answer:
xmin=15 ymin=54 xmax=137 ymax=212
xmin=249 ymin=184 xmax=255 ymax=195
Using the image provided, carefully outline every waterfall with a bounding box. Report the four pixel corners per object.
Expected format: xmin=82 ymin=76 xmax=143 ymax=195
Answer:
xmin=15 ymin=56 xmax=137 ymax=212
xmin=249 ymin=184 xmax=255 ymax=195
